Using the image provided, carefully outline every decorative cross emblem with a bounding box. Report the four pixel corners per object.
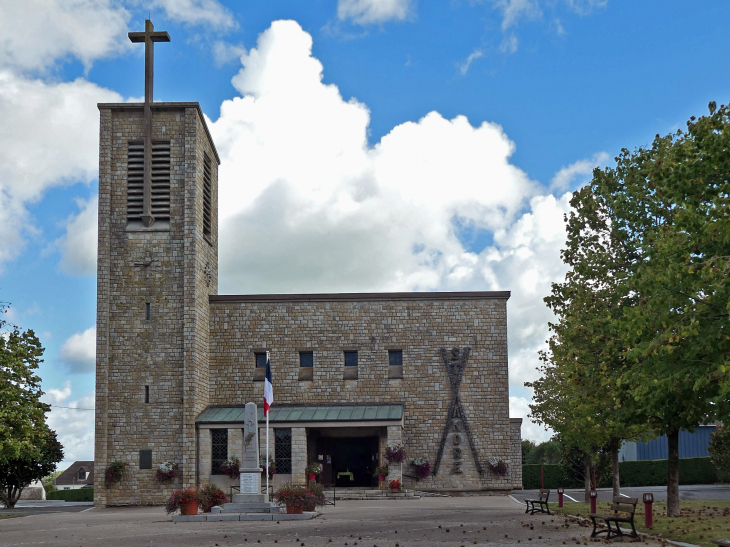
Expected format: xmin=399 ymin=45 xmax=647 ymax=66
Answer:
xmin=128 ymin=20 xmax=170 ymax=228
xmin=433 ymin=347 xmax=484 ymax=475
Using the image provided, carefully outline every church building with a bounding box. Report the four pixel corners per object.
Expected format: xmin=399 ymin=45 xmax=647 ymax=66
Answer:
xmin=93 ymin=22 xmax=522 ymax=507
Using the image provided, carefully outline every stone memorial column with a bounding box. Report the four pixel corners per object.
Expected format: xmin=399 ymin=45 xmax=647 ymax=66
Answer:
xmin=236 ymin=402 xmax=267 ymax=502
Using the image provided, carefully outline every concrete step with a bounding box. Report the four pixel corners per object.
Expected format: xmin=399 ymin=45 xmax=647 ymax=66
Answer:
xmin=218 ymin=502 xmax=282 ymax=514
xmin=172 ymin=511 xmax=317 ymax=522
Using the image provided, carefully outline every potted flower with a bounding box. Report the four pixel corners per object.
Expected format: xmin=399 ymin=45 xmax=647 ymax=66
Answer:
xmin=105 ymin=461 xmax=126 ymax=486
xmin=274 ymin=482 xmax=310 ymax=514
xmin=220 ymin=458 xmax=240 ymax=479
xmin=411 ymin=458 xmax=431 ymax=480
xmin=259 ymin=455 xmax=276 ymax=480
xmin=165 ymin=487 xmax=200 ymax=515
xmin=305 ymin=462 xmax=321 ymax=481
xmin=388 ymin=479 xmax=402 ymax=493
xmin=488 ymin=457 xmax=508 ymax=476
xmin=303 ymin=482 xmax=327 ymax=511
xmin=385 ymin=444 xmax=407 ymax=464
xmin=374 ymin=464 xmax=389 ymax=482
xmin=199 ymin=483 xmax=226 ymax=513
xmin=156 ymin=461 xmax=179 ymax=483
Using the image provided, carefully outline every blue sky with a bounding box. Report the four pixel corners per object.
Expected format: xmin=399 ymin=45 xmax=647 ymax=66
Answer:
xmin=1 ymin=0 xmax=729 ymax=468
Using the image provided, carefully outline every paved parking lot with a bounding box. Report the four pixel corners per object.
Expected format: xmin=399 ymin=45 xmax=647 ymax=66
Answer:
xmin=0 ymin=496 xmax=664 ymax=547
xmin=515 ymin=484 xmax=730 ymax=503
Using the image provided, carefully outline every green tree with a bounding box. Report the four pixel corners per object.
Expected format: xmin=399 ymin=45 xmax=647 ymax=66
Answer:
xmin=0 ymin=306 xmax=64 ymax=507
xmin=521 ymin=439 xmax=536 ymax=464
xmin=528 ymin=180 xmax=646 ymax=500
xmin=590 ymin=102 xmax=730 ymax=516
xmin=525 ymin=440 xmax=562 ymax=465
xmin=708 ymin=425 xmax=730 ymax=473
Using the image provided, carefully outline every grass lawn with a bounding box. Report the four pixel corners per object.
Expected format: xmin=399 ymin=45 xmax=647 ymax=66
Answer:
xmin=0 ymin=513 xmax=23 ymax=519
xmin=553 ymin=499 xmax=730 ymax=546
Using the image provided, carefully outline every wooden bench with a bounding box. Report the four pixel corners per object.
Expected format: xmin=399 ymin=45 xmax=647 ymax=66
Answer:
xmin=589 ymin=496 xmax=638 ymax=539
xmin=524 ymin=489 xmax=551 ymax=515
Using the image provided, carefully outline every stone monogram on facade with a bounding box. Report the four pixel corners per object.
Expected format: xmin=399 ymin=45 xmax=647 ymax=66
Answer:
xmin=434 ymin=347 xmax=484 ymax=476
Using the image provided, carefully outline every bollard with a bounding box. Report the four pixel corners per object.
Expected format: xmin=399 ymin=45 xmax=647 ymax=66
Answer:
xmin=558 ymin=487 xmax=564 ymax=508
xmin=643 ymin=493 xmax=654 ymax=529
xmin=590 ymin=489 xmax=597 ymax=514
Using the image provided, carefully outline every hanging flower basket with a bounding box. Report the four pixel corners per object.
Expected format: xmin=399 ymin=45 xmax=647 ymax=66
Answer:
xmin=259 ymin=455 xmax=276 ymax=480
xmin=220 ymin=458 xmax=240 ymax=479
xmin=411 ymin=458 xmax=431 ymax=480
xmin=105 ymin=461 xmax=127 ymax=486
xmin=385 ymin=444 xmax=407 ymax=464
xmin=155 ymin=461 xmax=179 ymax=483
xmin=488 ymin=457 xmax=508 ymax=476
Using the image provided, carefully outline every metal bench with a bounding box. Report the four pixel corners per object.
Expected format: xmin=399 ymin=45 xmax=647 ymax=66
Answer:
xmin=589 ymin=496 xmax=638 ymax=539
xmin=525 ymin=489 xmax=551 ymax=515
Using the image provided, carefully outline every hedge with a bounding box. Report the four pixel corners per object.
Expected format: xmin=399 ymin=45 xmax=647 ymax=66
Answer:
xmin=522 ymin=457 xmax=727 ymax=489
xmin=47 ymin=488 xmax=94 ymax=501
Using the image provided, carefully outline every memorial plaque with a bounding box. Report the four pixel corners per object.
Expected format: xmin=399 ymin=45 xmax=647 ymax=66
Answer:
xmin=241 ymin=472 xmax=259 ymax=494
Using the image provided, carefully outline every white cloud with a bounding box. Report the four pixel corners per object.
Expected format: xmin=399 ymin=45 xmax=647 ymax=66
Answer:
xmin=500 ymin=34 xmax=519 ymax=54
xmin=210 ymin=21 xmax=572 ymax=411
xmin=510 ymin=396 xmax=552 ymax=443
xmin=550 ymin=151 xmax=608 ymax=192
xmin=57 ymin=196 xmax=98 ymax=276
xmin=337 ymin=0 xmax=413 ymax=25
xmin=0 ymin=0 xmax=130 ymax=74
xmin=42 ymin=382 xmax=95 ymax=470
xmin=60 ymin=327 xmax=96 ymax=374
xmin=0 ymin=72 xmax=121 ymax=272
xmin=459 ymin=49 xmax=483 ymax=75
xmin=212 ymin=41 xmax=247 ymax=67
xmin=489 ymin=0 xmax=542 ymax=30
xmin=149 ymin=0 xmax=237 ymax=30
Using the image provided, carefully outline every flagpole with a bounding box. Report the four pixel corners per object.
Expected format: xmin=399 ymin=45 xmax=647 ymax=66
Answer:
xmin=266 ymin=351 xmax=270 ymax=501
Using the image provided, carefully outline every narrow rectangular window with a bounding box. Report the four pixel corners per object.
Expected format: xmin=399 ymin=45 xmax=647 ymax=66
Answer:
xmin=203 ymin=154 xmax=212 ymax=238
xmin=388 ymin=350 xmax=402 ymax=366
xmin=139 ymin=449 xmax=152 ymax=470
xmin=299 ymin=352 xmax=313 ymax=367
xmin=146 ymin=302 xmax=151 ymax=321
xmin=255 ymin=353 xmax=268 ymax=368
xmin=144 ymin=385 xmax=149 ymax=403
xmin=275 ymin=429 xmax=292 ymax=474
xmin=211 ymin=429 xmax=228 ymax=475
xmin=344 ymin=351 xmax=358 ymax=367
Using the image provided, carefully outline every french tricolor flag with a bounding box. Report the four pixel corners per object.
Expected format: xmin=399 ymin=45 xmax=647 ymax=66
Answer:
xmin=263 ymin=352 xmax=273 ymax=417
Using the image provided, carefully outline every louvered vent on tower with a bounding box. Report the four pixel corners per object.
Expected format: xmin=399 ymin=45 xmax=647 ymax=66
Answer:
xmin=127 ymin=141 xmax=171 ymax=224
xmin=203 ymin=154 xmax=212 ymax=238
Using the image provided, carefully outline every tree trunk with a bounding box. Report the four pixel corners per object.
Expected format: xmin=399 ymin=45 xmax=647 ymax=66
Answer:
xmin=584 ymin=453 xmax=592 ymax=503
xmin=1 ymin=484 xmax=22 ymax=508
xmin=611 ymin=440 xmax=621 ymax=499
xmin=667 ymin=428 xmax=680 ymax=517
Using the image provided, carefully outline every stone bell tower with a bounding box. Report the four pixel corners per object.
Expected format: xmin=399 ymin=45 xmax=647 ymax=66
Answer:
xmin=94 ymin=20 xmax=219 ymax=506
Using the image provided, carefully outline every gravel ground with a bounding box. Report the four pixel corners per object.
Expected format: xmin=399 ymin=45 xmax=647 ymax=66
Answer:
xmin=0 ymin=496 xmax=666 ymax=546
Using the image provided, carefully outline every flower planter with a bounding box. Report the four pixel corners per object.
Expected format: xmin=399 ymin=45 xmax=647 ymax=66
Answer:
xmin=391 ymin=488 xmax=400 ymax=494
xmin=286 ymin=502 xmax=304 ymax=514
xmin=378 ymin=474 xmax=385 ymax=482
xmin=180 ymin=501 xmax=198 ymax=515
xmin=304 ymin=500 xmax=316 ymax=511
xmin=307 ymin=473 xmax=316 ymax=481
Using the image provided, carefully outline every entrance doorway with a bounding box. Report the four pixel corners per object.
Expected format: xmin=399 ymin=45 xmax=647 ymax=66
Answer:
xmin=311 ymin=433 xmax=380 ymax=488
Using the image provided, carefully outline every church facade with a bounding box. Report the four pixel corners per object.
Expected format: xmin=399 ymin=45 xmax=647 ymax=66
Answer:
xmin=94 ymin=85 xmax=521 ymax=508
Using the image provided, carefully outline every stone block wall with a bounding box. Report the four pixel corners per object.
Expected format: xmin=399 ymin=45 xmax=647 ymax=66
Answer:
xmin=95 ymin=103 xmax=219 ymax=506
xmin=510 ymin=418 xmax=523 ymax=489
xmin=291 ymin=428 xmax=307 ymax=486
xmin=208 ymin=293 xmax=513 ymax=492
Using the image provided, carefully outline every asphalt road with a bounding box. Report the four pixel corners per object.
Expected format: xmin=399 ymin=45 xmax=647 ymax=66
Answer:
xmin=514 ymin=484 xmax=730 ymax=503
xmin=0 ymin=496 xmax=665 ymax=547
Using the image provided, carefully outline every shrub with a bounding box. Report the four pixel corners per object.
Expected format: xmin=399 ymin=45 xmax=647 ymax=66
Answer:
xmin=374 ymin=465 xmax=389 ymax=477
xmin=709 ymin=425 xmax=730 ymax=472
xmin=165 ymin=487 xmax=200 ymax=514
xmin=388 ymin=479 xmax=402 ymax=490
xmin=46 ymin=489 xmax=93 ymax=502
xmin=199 ymin=483 xmax=226 ymax=511
xmin=274 ymin=483 xmax=314 ymax=509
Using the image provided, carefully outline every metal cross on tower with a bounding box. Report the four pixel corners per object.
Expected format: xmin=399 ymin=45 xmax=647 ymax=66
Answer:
xmin=128 ymin=20 xmax=170 ymax=228
xmin=433 ymin=347 xmax=484 ymax=475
